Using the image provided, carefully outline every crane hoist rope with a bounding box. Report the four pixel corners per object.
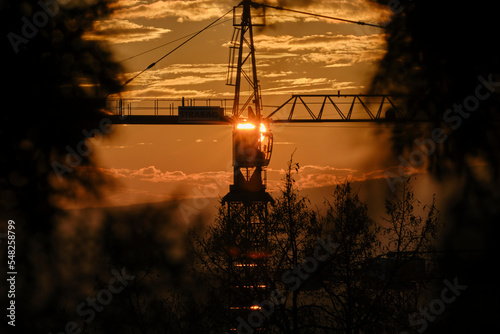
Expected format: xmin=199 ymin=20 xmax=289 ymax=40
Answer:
xmin=120 ymin=7 xmax=234 ymax=87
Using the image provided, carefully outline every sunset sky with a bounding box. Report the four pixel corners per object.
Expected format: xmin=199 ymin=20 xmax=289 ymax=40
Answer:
xmin=85 ymin=0 xmax=439 ymax=209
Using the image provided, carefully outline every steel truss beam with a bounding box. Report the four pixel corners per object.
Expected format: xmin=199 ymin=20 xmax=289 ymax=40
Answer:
xmin=265 ymin=94 xmax=424 ymax=122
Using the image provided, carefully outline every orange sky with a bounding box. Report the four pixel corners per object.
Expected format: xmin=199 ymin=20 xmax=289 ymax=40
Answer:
xmin=83 ymin=0 xmax=439 ymax=209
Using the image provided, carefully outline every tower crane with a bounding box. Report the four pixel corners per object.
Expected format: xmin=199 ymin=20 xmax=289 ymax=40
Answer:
xmin=104 ymin=1 xmax=418 ymax=332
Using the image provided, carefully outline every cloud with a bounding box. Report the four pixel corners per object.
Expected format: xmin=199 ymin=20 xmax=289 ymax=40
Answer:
xmin=101 ymin=165 xmax=232 ymax=186
xmin=95 ymin=163 xmax=409 ymax=207
xmin=254 ymin=33 xmax=386 ymax=67
xmin=124 ymin=64 xmax=226 ymax=85
xmin=265 ymin=71 xmax=295 ymax=77
xmin=267 ymin=164 xmax=399 ymax=190
xmin=263 ymin=0 xmax=391 ymax=24
xmin=99 ymin=142 xmax=153 ymax=149
xmin=274 ymin=77 xmax=330 ymax=86
xmin=260 ymin=78 xmax=360 ymax=95
xmin=112 ymin=0 xmax=390 ymax=25
xmin=113 ymin=0 xmax=235 ymax=22
xmin=121 ymin=86 xmax=224 ymax=99
xmin=119 ymin=61 xmax=361 ymax=98
xmin=84 ymin=19 xmax=171 ymax=44
xmin=166 ymin=63 xmax=229 ymax=75
xmin=101 ymin=164 xmax=392 ymax=191
xmin=110 ymin=0 xmax=147 ymax=8
xmin=254 ymin=52 xmax=298 ymax=60
xmin=120 ymin=64 xmax=228 ymax=98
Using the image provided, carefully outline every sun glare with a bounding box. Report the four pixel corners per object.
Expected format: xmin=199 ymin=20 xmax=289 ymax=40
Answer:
xmin=236 ymin=123 xmax=256 ymax=130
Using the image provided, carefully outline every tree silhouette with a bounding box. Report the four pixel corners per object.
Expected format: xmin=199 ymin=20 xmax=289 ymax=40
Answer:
xmin=88 ymin=203 xmax=196 ymax=334
xmin=292 ymin=177 xmax=442 ymax=334
xmin=267 ymin=158 xmax=322 ymax=333
xmin=188 ymin=204 xmax=242 ymax=333
xmin=376 ymin=176 xmax=442 ymax=333
xmin=320 ymin=181 xmax=380 ymax=334
xmin=382 ymin=177 xmax=439 ymax=256
xmin=189 ymin=164 xmax=448 ymax=333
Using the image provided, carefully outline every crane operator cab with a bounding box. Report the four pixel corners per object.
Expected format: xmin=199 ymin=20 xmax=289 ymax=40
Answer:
xmin=231 ymin=109 xmax=273 ymax=193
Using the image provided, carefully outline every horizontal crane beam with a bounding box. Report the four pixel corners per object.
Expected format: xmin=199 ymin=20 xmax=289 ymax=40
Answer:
xmin=106 ymin=115 xmax=430 ymax=125
xmin=270 ymin=118 xmax=430 ymax=124
xmin=107 ymin=115 xmax=232 ymax=125
xmin=103 ymin=94 xmax=431 ymax=125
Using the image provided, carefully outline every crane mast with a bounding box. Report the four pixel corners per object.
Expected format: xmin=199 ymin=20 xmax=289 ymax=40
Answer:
xmin=228 ymin=0 xmax=263 ymax=119
xmin=223 ymin=1 xmax=272 ymax=332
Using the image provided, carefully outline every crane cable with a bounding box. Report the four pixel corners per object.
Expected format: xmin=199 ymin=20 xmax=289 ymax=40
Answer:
xmin=118 ymin=18 xmax=233 ymax=64
xmin=121 ymin=7 xmax=234 ymax=87
xmin=258 ymin=2 xmax=390 ymax=30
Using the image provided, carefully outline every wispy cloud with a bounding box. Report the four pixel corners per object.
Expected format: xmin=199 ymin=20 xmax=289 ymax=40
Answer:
xmin=267 ymin=164 xmax=398 ymax=190
xmin=104 ymin=1 xmax=388 ymax=99
xmin=101 ymin=165 xmax=232 ymax=186
xmin=263 ymin=0 xmax=391 ymax=24
xmin=121 ymin=64 xmax=360 ymax=98
xmin=99 ymin=142 xmax=153 ymax=149
xmin=84 ymin=19 xmax=171 ymax=44
xmin=274 ymin=77 xmax=330 ymax=86
xmin=254 ymin=33 xmax=386 ymax=67
xmin=101 ymin=164 xmax=394 ymax=193
xmin=112 ymin=0 xmax=235 ymax=22
xmin=112 ymin=0 xmax=390 ymax=25
xmin=261 ymin=78 xmax=360 ymax=95
xmin=91 ymin=163 xmax=410 ymax=207
xmin=122 ymin=86 xmax=223 ymax=99
xmin=166 ymin=63 xmax=229 ymax=75
xmin=124 ymin=64 xmax=226 ymax=84
xmin=121 ymin=64 xmax=228 ymax=98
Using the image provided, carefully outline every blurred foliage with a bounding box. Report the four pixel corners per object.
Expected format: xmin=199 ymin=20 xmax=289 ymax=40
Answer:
xmin=0 ymin=0 xmax=123 ymax=332
xmin=370 ymin=0 xmax=500 ymax=182
xmin=369 ymin=1 xmax=500 ymax=332
xmin=0 ymin=0 xmax=123 ymax=231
